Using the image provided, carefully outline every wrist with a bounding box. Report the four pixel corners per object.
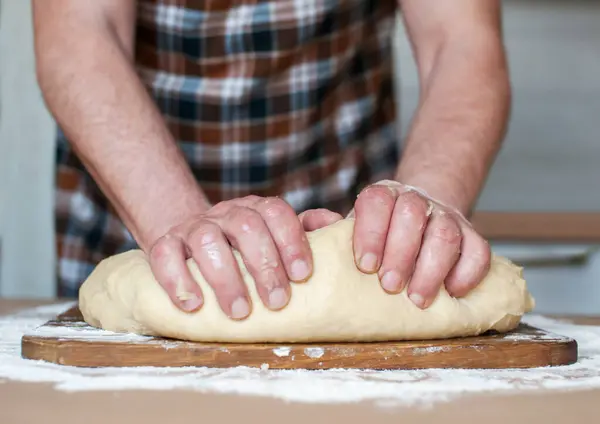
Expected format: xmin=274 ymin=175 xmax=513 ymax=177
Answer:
xmin=135 ymin=187 xmax=212 ymax=252
xmin=393 ymin=171 xmax=476 ymax=217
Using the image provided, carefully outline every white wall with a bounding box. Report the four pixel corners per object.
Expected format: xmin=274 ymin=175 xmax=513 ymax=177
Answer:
xmin=0 ymin=0 xmax=56 ymax=298
xmin=1 ymin=0 xmax=599 ymax=313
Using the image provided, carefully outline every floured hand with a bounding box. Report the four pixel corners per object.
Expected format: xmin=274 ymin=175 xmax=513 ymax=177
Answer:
xmin=148 ymin=196 xmax=342 ymax=319
xmin=347 ymin=179 xmax=491 ymax=309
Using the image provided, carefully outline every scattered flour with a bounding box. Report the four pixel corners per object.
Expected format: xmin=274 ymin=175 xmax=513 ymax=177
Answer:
xmin=304 ymin=347 xmax=325 ymax=359
xmin=413 ymin=346 xmax=451 ymax=355
xmin=273 ymin=347 xmax=291 ymax=357
xmin=28 ymin=321 xmax=154 ymax=343
xmin=2 ymin=302 xmax=600 ymax=408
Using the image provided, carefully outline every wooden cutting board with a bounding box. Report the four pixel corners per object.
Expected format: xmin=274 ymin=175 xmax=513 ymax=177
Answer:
xmin=21 ymin=306 xmax=578 ymax=370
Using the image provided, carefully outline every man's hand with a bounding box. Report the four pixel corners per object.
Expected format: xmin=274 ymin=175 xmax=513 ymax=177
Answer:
xmin=361 ymin=0 xmax=510 ymax=307
xmin=150 ymin=197 xmax=342 ymax=319
xmin=349 ymin=180 xmax=491 ymax=309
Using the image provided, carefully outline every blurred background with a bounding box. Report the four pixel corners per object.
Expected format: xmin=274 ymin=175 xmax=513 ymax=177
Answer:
xmin=1 ymin=0 xmax=599 ymax=314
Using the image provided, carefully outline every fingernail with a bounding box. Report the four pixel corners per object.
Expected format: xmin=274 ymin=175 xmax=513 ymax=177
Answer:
xmin=409 ymin=292 xmax=426 ymax=309
xmin=181 ymin=295 xmax=203 ymax=312
xmin=268 ymin=287 xmax=289 ymax=310
xmin=359 ymin=253 xmax=378 ymax=273
xmin=290 ymin=259 xmax=310 ymax=281
xmin=381 ymin=271 xmax=401 ymax=293
xmin=230 ymin=297 xmax=251 ymax=319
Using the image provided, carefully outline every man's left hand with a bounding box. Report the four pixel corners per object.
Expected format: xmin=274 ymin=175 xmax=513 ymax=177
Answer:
xmin=349 ymin=180 xmax=491 ymax=309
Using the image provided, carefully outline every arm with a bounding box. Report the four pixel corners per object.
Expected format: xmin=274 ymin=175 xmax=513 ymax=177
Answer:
xmin=351 ymin=0 xmax=510 ymax=307
xmin=396 ymin=0 xmax=511 ymax=215
xmin=33 ymin=0 xmax=321 ymax=318
xmin=32 ymin=0 xmax=210 ymax=252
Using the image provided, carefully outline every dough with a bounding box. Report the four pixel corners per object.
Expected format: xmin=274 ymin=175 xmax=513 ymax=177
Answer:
xmin=79 ymin=218 xmax=535 ymax=343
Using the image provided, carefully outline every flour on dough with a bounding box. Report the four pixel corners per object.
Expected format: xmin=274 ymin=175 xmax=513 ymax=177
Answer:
xmin=79 ymin=218 xmax=535 ymax=343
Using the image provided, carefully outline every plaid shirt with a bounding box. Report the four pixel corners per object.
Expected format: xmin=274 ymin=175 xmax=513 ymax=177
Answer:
xmin=55 ymin=0 xmax=400 ymax=296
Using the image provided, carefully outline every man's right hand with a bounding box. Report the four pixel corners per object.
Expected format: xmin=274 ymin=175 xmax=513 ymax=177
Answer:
xmin=149 ymin=196 xmax=342 ymax=319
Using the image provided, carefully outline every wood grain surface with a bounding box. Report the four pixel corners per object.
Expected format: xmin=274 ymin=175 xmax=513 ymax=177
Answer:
xmin=21 ymin=307 xmax=578 ymax=370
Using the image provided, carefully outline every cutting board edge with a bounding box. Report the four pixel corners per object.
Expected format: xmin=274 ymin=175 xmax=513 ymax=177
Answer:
xmin=20 ymin=305 xmax=579 ymax=370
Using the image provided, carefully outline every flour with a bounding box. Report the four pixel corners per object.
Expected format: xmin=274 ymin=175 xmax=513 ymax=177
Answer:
xmin=413 ymin=346 xmax=451 ymax=355
xmin=29 ymin=321 xmax=154 ymax=343
xmin=2 ymin=302 xmax=600 ymax=409
xmin=273 ymin=347 xmax=291 ymax=357
xmin=304 ymin=347 xmax=325 ymax=359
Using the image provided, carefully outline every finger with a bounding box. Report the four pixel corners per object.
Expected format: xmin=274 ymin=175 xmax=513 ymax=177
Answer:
xmin=149 ymin=234 xmax=204 ymax=312
xmin=378 ymin=191 xmax=431 ymax=293
xmin=444 ymin=223 xmax=492 ymax=298
xmin=252 ymin=197 xmax=314 ymax=283
xmin=352 ymin=184 xmax=397 ymax=273
xmin=219 ymin=206 xmax=291 ymax=311
xmin=298 ymin=208 xmax=343 ymax=231
xmin=407 ymin=210 xmax=462 ymax=309
xmin=186 ymin=220 xmax=252 ymax=320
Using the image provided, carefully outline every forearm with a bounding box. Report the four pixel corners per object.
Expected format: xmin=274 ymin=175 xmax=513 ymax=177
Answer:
xmin=396 ymin=33 xmax=511 ymax=216
xmin=34 ymin=7 xmax=209 ymax=251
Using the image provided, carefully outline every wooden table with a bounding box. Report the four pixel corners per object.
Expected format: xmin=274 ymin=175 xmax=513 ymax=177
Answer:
xmin=2 ymin=299 xmax=599 ymax=424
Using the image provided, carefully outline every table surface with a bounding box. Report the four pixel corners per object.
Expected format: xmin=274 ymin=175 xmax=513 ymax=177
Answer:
xmin=2 ymin=299 xmax=600 ymax=424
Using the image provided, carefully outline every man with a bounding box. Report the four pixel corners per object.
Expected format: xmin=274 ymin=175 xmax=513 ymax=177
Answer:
xmin=32 ymin=0 xmax=510 ymax=320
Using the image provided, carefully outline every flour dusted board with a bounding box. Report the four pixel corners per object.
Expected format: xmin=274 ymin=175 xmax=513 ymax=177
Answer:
xmin=21 ymin=307 xmax=577 ymax=370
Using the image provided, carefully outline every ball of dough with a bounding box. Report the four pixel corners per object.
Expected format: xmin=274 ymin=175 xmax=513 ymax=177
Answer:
xmin=79 ymin=218 xmax=535 ymax=343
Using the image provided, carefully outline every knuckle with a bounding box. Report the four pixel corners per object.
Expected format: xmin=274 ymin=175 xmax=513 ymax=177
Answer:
xmin=360 ymin=227 xmax=388 ymax=246
xmin=260 ymin=262 xmax=280 ymax=275
xmin=283 ymin=243 xmax=305 ymax=261
xmin=461 ymin=231 xmax=492 ymax=265
xmin=149 ymin=235 xmax=180 ymax=261
xmin=363 ymin=225 xmax=388 ymax=239
xmin=255 ymin=241 xmax=280 ymax=270
xmin=359 ymin=185 xmax=396 ymax=208
xmin=246 ymin=249 xmax=281 ymax=281
xmin=397 ymin=191 xmax=430 ymax=219
xmin=430 ymin=217 xmax=462 ymax=245
xmin=259 ymin=196 xmax=292 ymax=219
xmin=229 ymin=206 xmax=265 ymax=234
xmin=188 ymin=222 xmax=222 ymax=247
xmin=212 ymin=200 xmax=228 ymax=210
xmin=447 ymin=240 xmax=492 ymax=296
xmin=253 ymin=265 xmax=281 ymax=284
xmin=391 ymin=249 xmax=417 ymax=268
xmin=242 ymin=195 xmax=261 ymax=204
xmin=255 ymin=270 xmax=286 ymax=295
xmin=207 ymin=200 xmax=232 ymax=216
